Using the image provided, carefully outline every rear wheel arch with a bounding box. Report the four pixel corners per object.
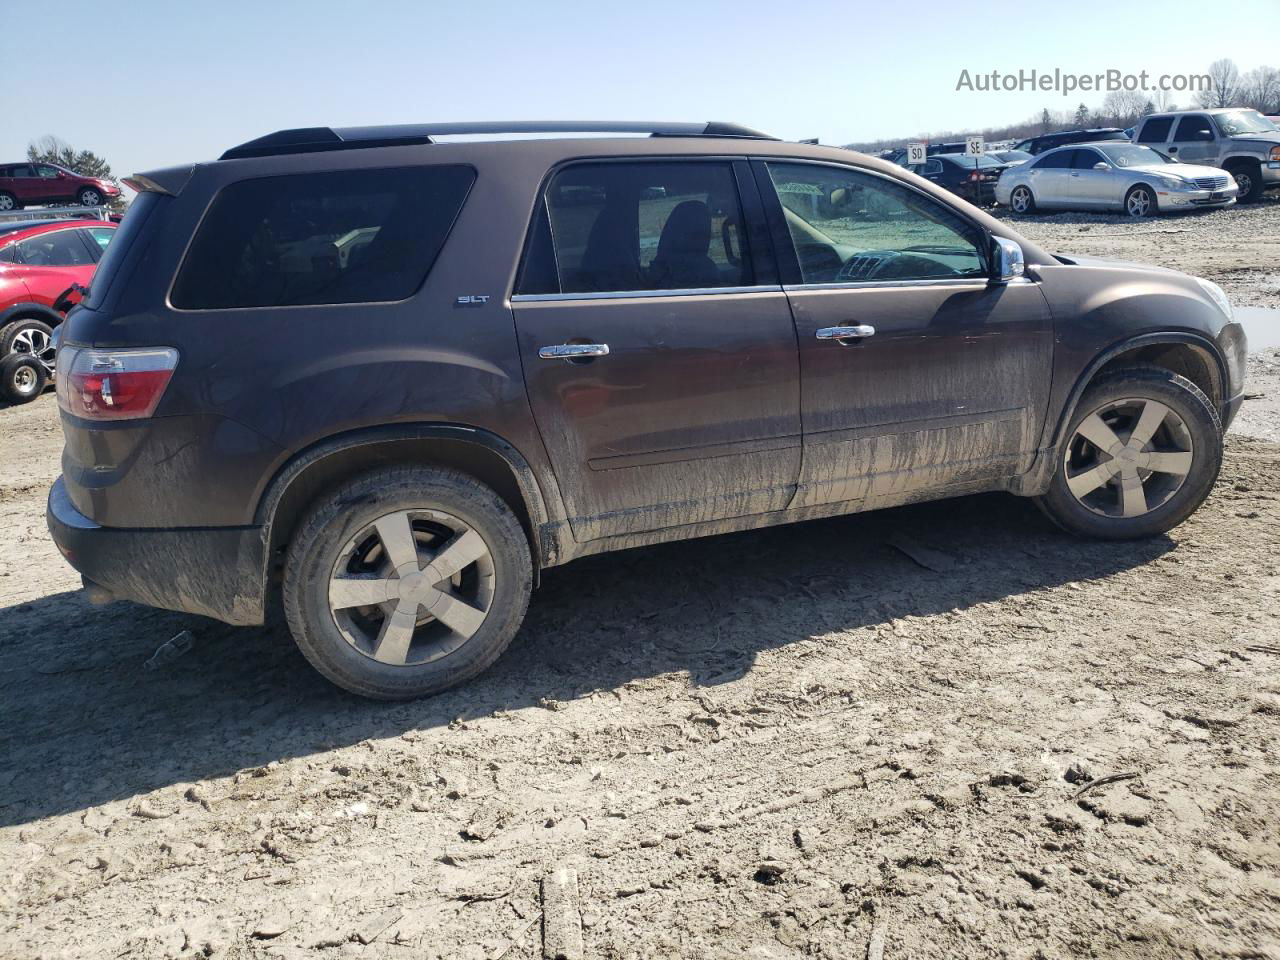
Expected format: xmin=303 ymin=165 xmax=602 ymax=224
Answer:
xmin=258 ymin=425 xmax=557 ymax=586
xmin=1052 ymin=334 xmax=1226 ymax=451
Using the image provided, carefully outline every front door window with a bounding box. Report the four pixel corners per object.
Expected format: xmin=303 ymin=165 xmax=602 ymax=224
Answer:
xmin=764 ymin=162 xmax=987 ymax=284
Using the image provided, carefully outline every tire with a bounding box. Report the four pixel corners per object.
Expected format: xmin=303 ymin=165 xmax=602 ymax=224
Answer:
xmin=76 ymin=187 xmax=103 ymax=207
xmin=1009 ymin=185 xmax=1036 ymax=214
xmin=1 ymin=318 xmax=55 ymax=375
xmin=1035 ymin=364 xmax=1222 ymax=540
xmin=283 ymin=466 xmax=533 ymax=700
xmin=0 ymin=192 xmax=18 ymax=212
xmin=0 ymin=353 xmax=49 ymax=404
xmin=1226 ymin=161 xmax=1264 ymax=204
xmin=1124 ymin=184 xmax=1157 ymax=217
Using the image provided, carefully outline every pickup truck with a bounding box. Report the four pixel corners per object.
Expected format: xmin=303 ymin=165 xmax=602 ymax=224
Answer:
xmin=1132 ymin=108 xmax=1280 ymax=203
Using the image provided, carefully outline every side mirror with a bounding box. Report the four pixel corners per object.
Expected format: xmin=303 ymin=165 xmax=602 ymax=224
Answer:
xmin=1093 ymin=161 xmax=1110 ymax=171
xmin=991 ymin=236 xmax=1025 ymax=284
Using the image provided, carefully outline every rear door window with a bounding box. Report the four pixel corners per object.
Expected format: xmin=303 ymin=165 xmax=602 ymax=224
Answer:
xmin=517 ymin=161 xmax=752 ymax=296
xmin=1138 ymin=117 xmax=1173 ymax=143
xmin=1033 ymin=150 xmax=1077 ymax=169
xmin=171 ymin=166 xmax=475 ymax=309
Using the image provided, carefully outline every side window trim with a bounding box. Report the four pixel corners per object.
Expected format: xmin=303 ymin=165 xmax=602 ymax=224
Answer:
xmin=511 ymin=156 xmax=778 ymax=301
xmin=749 ymin=157 xmax=994 ymax=288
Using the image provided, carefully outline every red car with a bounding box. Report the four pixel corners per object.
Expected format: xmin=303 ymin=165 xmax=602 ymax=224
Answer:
xmin=0 ymin=162 xmax=121 ymax=211
xmin=0 ymin=219 xmax=115 ymax=401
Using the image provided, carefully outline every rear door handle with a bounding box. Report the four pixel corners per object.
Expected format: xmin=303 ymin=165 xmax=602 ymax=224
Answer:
xmin=538 ymin=343 xmax=610 ymax=360
xmin=816 ymin=324 xmax=875 ymax=341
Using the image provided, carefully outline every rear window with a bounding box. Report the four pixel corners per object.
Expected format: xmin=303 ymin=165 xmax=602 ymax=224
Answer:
xmin=170 ymin=166 xmax=474 ymax=310
xmin=83 ymin=192 xmax=164 ymax=310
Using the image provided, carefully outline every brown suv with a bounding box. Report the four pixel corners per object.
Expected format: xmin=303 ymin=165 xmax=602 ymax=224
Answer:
xmin=47 ymin=121 xmax=1248 ymax=699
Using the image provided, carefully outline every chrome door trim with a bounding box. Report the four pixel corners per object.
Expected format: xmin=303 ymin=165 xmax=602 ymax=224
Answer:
xmin=538 ymin=343 xmax=610 ymax=359
xmin=512 ymin=284 xmax=783 ymax=303
xmin=783 ymin=277 xmax=990 ymax=292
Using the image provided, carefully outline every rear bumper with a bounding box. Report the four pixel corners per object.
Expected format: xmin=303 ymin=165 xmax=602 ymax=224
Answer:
xmin=47 ymin=476 xmax=266 ymax=626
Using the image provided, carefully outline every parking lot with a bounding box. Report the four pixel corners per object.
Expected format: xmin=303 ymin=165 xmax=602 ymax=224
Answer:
xmin=0 ymin=193 xmax=1277 ymax=959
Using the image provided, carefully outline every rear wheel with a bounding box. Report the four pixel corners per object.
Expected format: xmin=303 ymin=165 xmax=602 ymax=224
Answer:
xmin=0 ymin=192 xmax=18 ymax=212
xmin=0 ymin=354 xmax=49 ymax=404
xmin=1009 ymin=185 xmax=1035 ymax=214
xmin=1035 ymin=365 xmax=1221 ymax=539
xmin=283 ymin=466 xmax=533 ymax=700
xmin=1124 ymin=185 xmax=1157 ymax=217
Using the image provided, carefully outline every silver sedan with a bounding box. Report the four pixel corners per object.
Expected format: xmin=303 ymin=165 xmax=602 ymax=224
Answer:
xmin=995 ymin=142 xmax=1239 ymax=216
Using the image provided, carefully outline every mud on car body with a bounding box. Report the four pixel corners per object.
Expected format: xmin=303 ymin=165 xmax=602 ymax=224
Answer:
xmin=47 ymin=121 xmax=1247 ymax=699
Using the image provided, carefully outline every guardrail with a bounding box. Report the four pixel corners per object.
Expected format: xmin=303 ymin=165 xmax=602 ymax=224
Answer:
xmin=0 ymin=205 xmax=112 ymax=223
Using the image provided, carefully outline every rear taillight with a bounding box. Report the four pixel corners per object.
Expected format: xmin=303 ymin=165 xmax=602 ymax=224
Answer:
xmin=57 ymin=346 xmax=178 ymax=421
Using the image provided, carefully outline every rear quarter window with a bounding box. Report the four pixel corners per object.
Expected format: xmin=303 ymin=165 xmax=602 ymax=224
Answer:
xmin=170 ymin=165 xmax=474 ymax=310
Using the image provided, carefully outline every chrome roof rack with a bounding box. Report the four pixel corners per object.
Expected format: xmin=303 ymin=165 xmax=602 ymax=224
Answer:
xmin=220 ymin=121 xmax=776 ymax=160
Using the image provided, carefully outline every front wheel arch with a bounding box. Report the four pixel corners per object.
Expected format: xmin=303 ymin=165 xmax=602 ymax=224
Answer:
xmin=1050 ymin=334 xmax=1227 ymax=454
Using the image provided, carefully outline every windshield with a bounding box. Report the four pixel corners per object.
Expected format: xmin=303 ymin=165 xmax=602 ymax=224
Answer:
xmin=1214 ymin=110 xmax=1278 ymax=135
xmin=1097 ymin=144 xmax=1175 ymax=167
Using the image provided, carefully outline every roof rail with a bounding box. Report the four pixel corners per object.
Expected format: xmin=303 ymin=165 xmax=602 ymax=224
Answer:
xmin=219 ymin=121 xmax=776 ymax=160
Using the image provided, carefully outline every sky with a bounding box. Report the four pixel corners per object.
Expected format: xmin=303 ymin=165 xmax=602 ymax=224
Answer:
xmin=3 ymin=0 xmax=1277 ymax=184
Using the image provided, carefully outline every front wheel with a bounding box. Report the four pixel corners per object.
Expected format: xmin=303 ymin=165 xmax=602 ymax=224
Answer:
xmin=1009 ymin=186 xmax=1035 ymax=214
xmin=1035 ymin=365 xmax=1222 ymax=539
xmin=1124 ymin=185 xmax=1157 ymax=217
xmin=77 ymin=187 xmax=103 ymax=207
xmin=283 ymin=466 xmax=533 ymax=700
xmin=1227 ymin=162 xmax=1264 ymax=203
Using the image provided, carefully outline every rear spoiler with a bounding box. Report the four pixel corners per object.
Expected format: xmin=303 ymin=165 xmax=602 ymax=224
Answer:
xmin=123 ymin=163 xmax=196 ymax=197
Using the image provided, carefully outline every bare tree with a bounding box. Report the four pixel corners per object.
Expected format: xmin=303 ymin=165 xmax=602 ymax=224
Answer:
xmin=1152 ymin=89 xmax=1176 ymax=113
xmin=1196 ymin=58 xmax=1241 ymax=108
xmin=1101 ymin=90 xmax=1146 ymax=127
xmin=1238 ymin=65 xmax=1280 ymax=114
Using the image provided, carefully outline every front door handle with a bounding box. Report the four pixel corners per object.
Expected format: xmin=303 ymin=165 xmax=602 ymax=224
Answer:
xmin=538 ymin=343 xmax=610 ymax=360
xmin=816 ymin=324 xmax=875 ymax=342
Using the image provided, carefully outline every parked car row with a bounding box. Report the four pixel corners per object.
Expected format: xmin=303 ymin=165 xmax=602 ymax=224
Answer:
xmin=889 ymin=109 xmax=1278 ymax=217
xmin=0 ymin=218 xmax=116 ymax=403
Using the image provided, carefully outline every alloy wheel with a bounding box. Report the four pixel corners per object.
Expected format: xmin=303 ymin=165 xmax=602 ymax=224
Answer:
xmin=1126 ymin=190 xmax=1152 ymax=217
xmin=0 ymin=195 xmax=13 ymax=211
xmin=1234 ymin=171 xmax=1252 ymax=197
xmin=1011 ymin=188 xmax=1030 ymax=213
xmin=1063 ymin=397 xmax=1194 ymax=518
xmin=12 ymin=328 xmax=55 ymax=375
xmin=80 ymin=190 xmax=101 ymax=206
xmin=328 ymin=508 xmax=496 ymax=666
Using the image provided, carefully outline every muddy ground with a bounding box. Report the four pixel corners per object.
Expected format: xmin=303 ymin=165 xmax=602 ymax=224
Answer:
xmin=1 ymin=204 xmax=1279 ymax=960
